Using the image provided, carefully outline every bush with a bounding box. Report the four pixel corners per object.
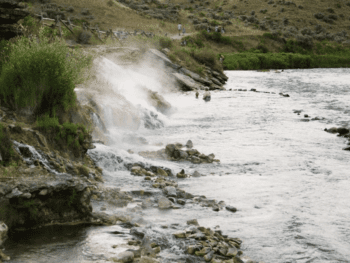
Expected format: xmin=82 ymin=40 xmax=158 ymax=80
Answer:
xmin=200 ymin=30 xmax=232 ymax=45
xmin=191 ymin=48 xmax=216 ymax=66
xmin=78 ymin=30 xmax=92 ymax=44
xmin=159 ymin=37 xmax=173 ymax=49
xmin=257 ymin=44 xmax=269 ymax=53
xmin=222 ymin=53 xmax=311 ymax=70
xmin=0 ymin=27 xmax=93 ymax=118
xmin=0 ymin=123 xmax=19 ymax=166
xmin=35 ymin=114 xmax=88 ymax=151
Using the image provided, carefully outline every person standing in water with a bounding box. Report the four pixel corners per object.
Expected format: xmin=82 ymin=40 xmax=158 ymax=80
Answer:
xmin=203 ymin=88 xmax=211 ymax=102
xmin=178 ymin=23 xmax=182 ymax=36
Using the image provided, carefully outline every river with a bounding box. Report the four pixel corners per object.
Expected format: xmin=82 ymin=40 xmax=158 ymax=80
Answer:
xmin=4 ymin=65 xmax=350 ymax=263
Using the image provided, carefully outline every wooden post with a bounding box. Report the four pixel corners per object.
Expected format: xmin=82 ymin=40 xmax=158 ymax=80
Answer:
xmin=59 ymin=18 xmax=76 ymax=36
xmin=56 ymin=15 xmax=62 ymax=39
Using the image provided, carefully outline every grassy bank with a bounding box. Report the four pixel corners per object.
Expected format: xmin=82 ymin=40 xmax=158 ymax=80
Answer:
xmin=0 ymin=23 xmax=95 ymax=166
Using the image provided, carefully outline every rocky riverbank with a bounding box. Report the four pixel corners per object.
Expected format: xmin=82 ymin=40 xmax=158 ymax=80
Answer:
xmin=0 ymin=38 xmax=254 ymax=262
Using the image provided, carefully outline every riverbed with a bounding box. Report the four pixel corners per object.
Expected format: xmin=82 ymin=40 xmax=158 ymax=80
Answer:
xmin=5 ymin=68 xmax=350 ymax=263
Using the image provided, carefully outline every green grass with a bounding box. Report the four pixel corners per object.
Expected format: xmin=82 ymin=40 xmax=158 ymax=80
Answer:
xmin=223 ymin=51 xmax=350 ymax=70
xmin=35 ymin=114 xmax=89 ymax=151
xmin=0 ymin=24 xmax=93 ymax=118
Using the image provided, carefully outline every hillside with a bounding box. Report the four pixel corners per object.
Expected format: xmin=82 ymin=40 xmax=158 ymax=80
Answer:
xmin=21 ymin=0 xmax=350 ymax=42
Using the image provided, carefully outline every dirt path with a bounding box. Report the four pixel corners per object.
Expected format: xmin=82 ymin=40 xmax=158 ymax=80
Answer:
xmin=169 ymin=33 xmax=195 ymax=40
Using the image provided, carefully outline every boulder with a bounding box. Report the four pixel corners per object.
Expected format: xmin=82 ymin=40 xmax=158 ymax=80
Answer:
xmin=158 ymin=196 xmax=172 ymax=209
xmin=172 ymin=73 xmax=205 ymax=91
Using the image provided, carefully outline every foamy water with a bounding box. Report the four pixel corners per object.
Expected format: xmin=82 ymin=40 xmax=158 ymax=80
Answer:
xmin=5 ymin=67 xmax=350 ymax=263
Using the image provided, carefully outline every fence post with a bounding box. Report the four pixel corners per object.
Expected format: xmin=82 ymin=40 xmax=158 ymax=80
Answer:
xmin=56 ymin=15 xmax=62 ymax=39
xmin=40 ymin=12 xmax=44 ymax=26
xmin=67 ymin=17 xmax=73 ymax=31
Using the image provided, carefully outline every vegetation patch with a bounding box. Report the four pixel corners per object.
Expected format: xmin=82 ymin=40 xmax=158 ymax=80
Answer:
xmin=0 ymin=26 xmax=93 ymax=118
xmin=223 ymin=52 xmax=312 ymax=70
xmin=35 ymin=114 xmax=90 ymax=156
xmin=0 ymin=123 xmax=20 ymax=167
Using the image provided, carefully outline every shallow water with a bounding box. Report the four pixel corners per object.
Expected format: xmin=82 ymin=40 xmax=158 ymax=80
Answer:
xmin=5 ymin=68 xmax=350 ymax=263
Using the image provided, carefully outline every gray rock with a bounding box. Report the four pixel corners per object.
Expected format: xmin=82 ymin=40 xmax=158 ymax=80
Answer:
xmin=39 ymin=189 xmax=48 ymax=195
xmin=226 ymin=205 xmax=237 ymax=213
xmin=5 ymin=188 xmax=23 ymax=198
xmin=185 ymin=140 xmax=193 ymax=148
xmin=158 ymin=196 xmax=172 ymax=209
xmin=163 ymin=186 xmax=177 ymax=197
xmin=173 ymin=231 xmax=186 ymax=238
xmin=187 ymin=219 xmax=199 ymax=226
xmin=204 ymin=250 xmax=214 ymax=261
xmin=0 ymin=222 xmax=8 ymax=247
xmin=192 ymin=171 xmax=202 ymax=177
xmin=146 ymin=49 xmax=181 ymax=71
xmin=137 ymin=256 xmax=160 ymax=262
xmin=179 ymin=68 xmax=212 ymax=86
xmin=226 ymin=246 xmax=238 ymax=257
xmin=111 ymin=251 xmax=134 ymax=262
xmin=172 ymin=73 xmax=205 ymax=91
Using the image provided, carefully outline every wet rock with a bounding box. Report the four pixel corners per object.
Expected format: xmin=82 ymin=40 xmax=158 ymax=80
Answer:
xmin=204 ymin=250 xmax=214 ymax=261
xmin=173 ymin=231 xmax=186 ymax=238
xmin=111 ymin=251 xmax=134 ymax=262
xmin=226 ymin=206 xmax=237 ymax=213
xmin=173 ymin=73 xmax=205 ymax=91
xmin=177 ymin=199 xmax=186 ymax=205
xmin=130 ymin=227 xmax=146 ymax=238
xmin=158 ymin=196 xmax=172 ymax=209
xmin=176 ymin=170 xmax=187 ymax=178
xmin=157 ymin=167 xmax=168 ymax=176
xmin=163 ymin=186 xmax=177 ymax=197
xmin=187 ymin=219 xmax=199 ymax=226
xmin=195 ymin=247 xmax=212 ymax=256
xmin=0 ymin=222 xmax=8 ymax=246
xmin=186 ymin=140 xmax=193 ymax=148
xmin=192 ymin=171 xmax=202 ymax=177
xmin=137 ymin=256 xmax=160 ymax=263
xmin=226 ymin=246 xmax=238 ymax=257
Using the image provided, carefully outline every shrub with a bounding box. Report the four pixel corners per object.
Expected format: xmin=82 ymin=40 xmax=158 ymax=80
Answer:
xmin=22 ymin=15 xmax=36 ymax=28
xmin=159 ymin=37 xmax=173 ymax=49
xmin=191 ymin=48 xmax=216 ymax=66
xmin=327 ymin=8 xmax=335 ymax=13
xmin=200 ymin=30 xmax=232 ymax=45
xmin=35 ymin=114 xmax=88 ymax=151
xmin=0 ymin=26 xmax=93 ymax=118
xmin=257 ymin=44 xmax=269 ymax=53
xmin=0 ymin=123 xmax=19 ymax=166
xmin=78 ymin=30 xmax=92 ymax=44
xmin=263 ymin=32 xmax=278 ymax=40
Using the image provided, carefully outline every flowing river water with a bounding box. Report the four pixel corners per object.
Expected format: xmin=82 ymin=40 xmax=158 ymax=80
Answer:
xmin=4 ymin=60 xmax=350 ymax=263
